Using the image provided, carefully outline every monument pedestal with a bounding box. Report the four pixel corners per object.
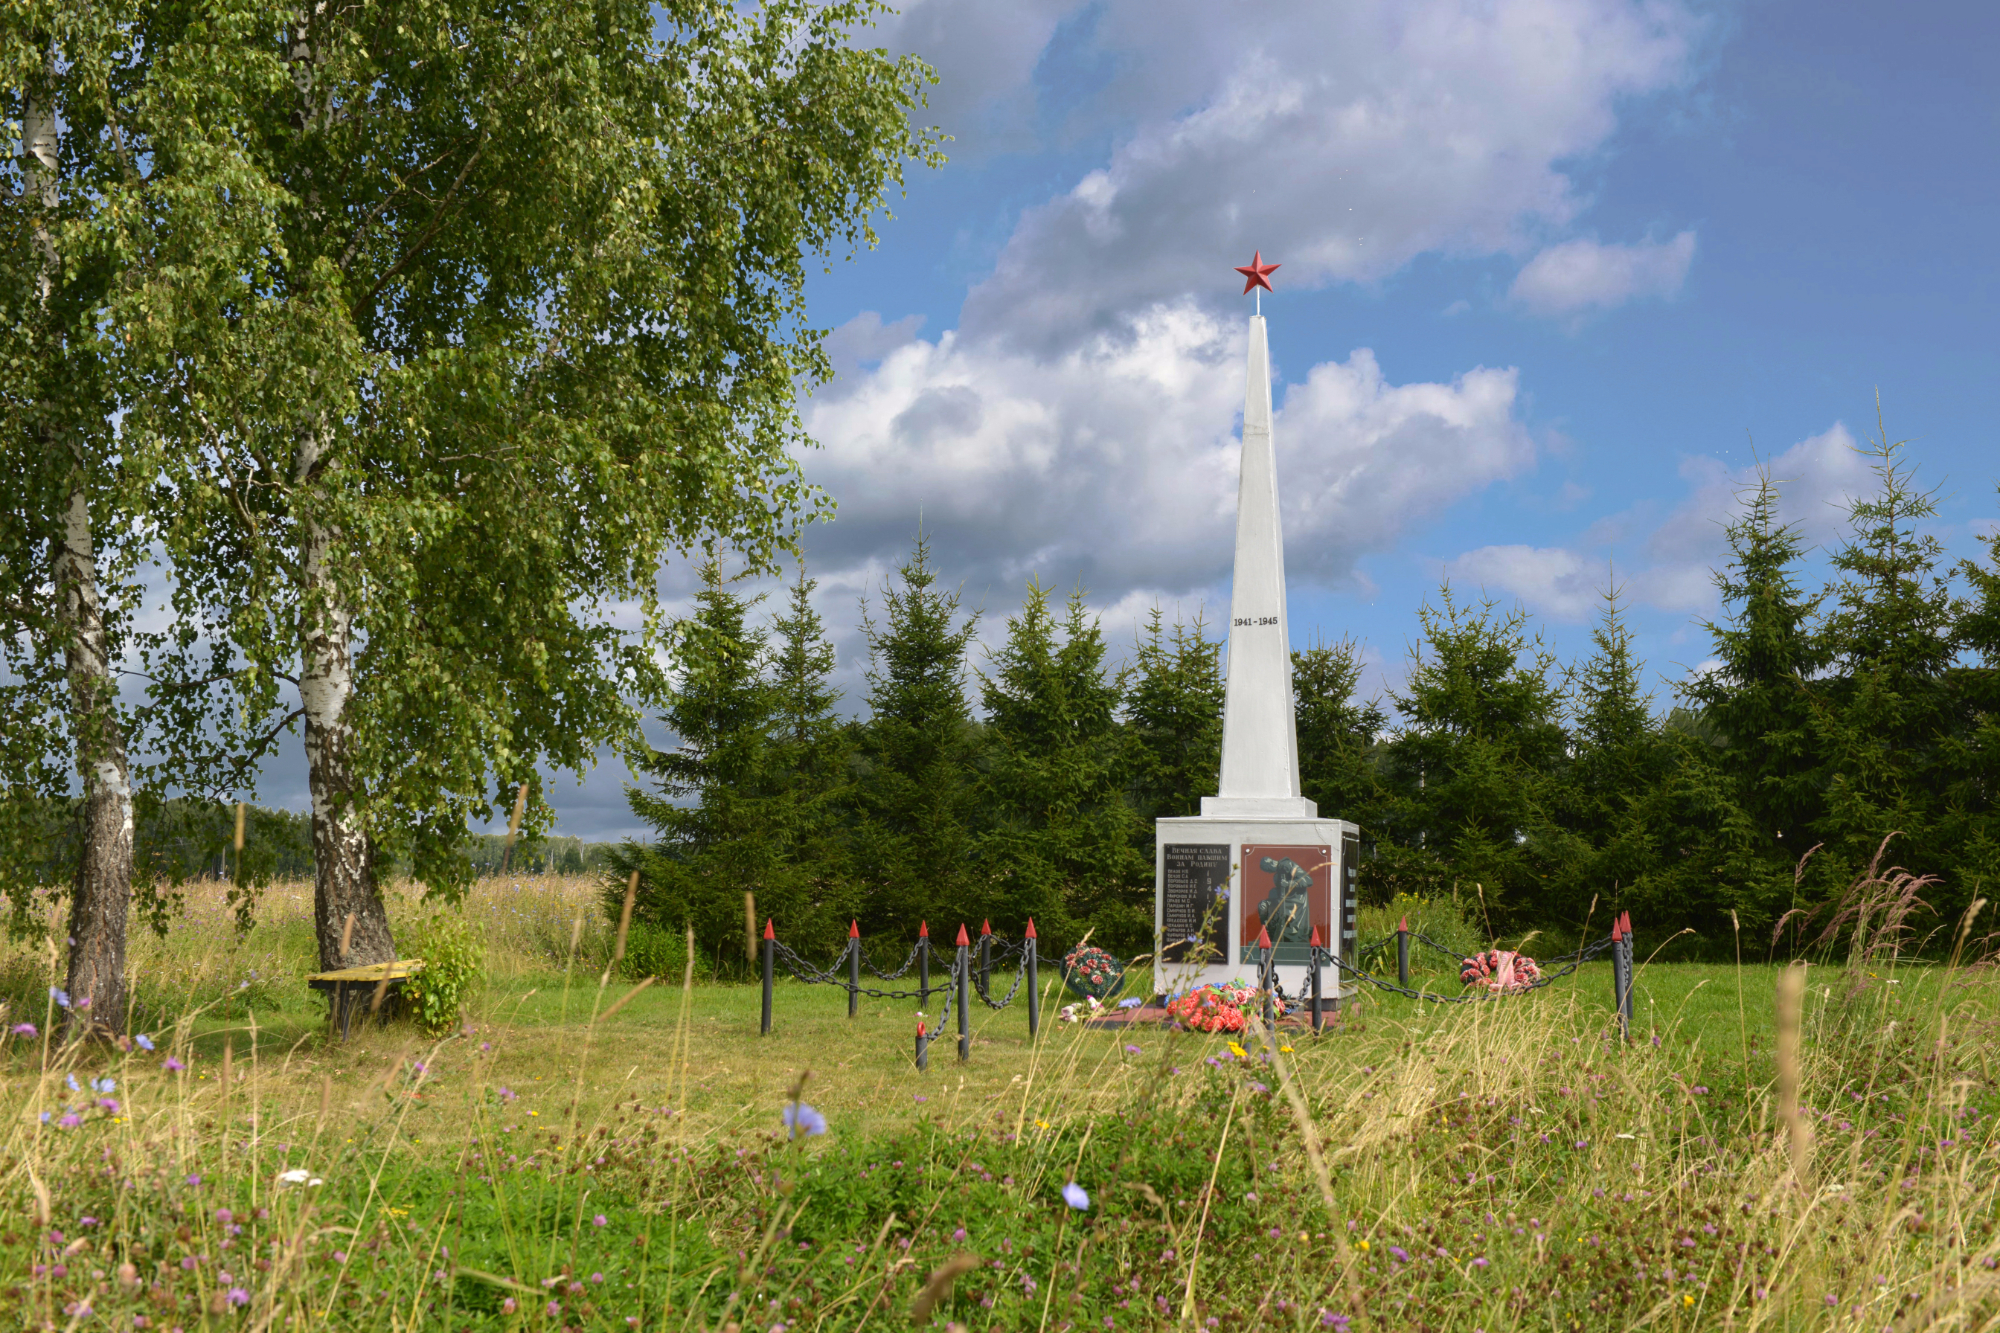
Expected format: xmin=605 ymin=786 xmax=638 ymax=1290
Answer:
xmin=1155 ymin=812 xmax=1360 ymax=1003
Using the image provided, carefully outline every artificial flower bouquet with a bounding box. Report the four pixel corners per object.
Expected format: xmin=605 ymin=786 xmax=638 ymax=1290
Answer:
xmin=1459 ymin=949 xmax=1542 ymax=994
xmin=1163 ymin=980 xmax=1286 ymax=1033
xmin=1061 ymin=944 xmax=1125 ymax=1000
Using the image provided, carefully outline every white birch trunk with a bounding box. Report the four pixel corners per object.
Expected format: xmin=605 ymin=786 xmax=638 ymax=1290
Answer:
xmin=28 ymin=77 xmax=136 ymax=1036
xmin=295 ymin=430 xmax=396 ymax=970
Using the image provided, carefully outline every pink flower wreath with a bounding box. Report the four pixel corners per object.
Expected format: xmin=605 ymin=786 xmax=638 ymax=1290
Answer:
xmin=1459 ymin=949 xmax=1541 ymax=994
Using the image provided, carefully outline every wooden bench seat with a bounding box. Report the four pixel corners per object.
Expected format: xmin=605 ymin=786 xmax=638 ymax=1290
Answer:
xmin=306 ymin=959 xmax=425 ymax=1041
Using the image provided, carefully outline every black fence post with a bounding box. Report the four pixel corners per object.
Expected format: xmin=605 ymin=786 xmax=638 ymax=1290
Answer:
xmin=979 ymin=919 xmax=992 ymax=999
xmin=1397 ymin=916 xmax=1410 ymax=990
xmin=955 ymin=925 xmax=971 ymax=1062
xmin=1610 ymin=913 xmax=1627 ymax=1040
xmin=1620 ymin=911 xmax=1636 ymax=1034
xmin=918 ymin=921 xmax=931 ymax=1009
xmin=760 ymin=919 xmax=774 ymax=1036
xmin=1257 ymin=925 xmax=1275 ymax=1029
xmin=1309 ymin=924 xmax=1324 ymax=1034
xmin=847 ymin=920 xmax=860 ymax=1019
xmin=916 ymin=1018 xmax=929 ymax=1072
xmin=1025 ymin=918 xmax=1040 ymax=1040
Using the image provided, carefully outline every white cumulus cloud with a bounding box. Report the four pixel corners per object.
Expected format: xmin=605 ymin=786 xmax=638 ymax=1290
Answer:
xmin=801 ymin=306 xmax=1535 ymax=603
xmin=1510 ymin=231 xmax=1698 ymax=318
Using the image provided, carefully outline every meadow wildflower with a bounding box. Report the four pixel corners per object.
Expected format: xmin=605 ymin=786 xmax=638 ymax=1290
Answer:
xmin=782 ymin=1103 xmax=828 ymax=1138
xmin=135 ymin=1033 xmax=155 ymax=1051
xmin=1062 ymin=1181 xmax=1090 ymax=1210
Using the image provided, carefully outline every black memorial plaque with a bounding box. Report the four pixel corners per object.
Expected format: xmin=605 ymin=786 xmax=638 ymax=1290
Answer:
xmin=1161 ymin=843 xmax=1232 ymax=964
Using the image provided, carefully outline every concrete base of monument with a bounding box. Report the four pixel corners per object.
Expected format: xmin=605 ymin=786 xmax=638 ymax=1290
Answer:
xmin=1154 ymin=811 xmax=1363 ymax=998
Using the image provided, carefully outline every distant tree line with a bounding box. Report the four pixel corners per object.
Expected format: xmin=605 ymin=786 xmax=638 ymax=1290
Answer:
xmin=617 ymin=432 xmax=2000 ymax=964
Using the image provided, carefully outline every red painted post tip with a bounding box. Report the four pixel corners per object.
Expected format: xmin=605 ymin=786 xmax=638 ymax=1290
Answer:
xmin=1024 ymin=917 xmax=1037 ymax=939
xmin=763 ymin=919 xmax=774 ymax=940
xmin=955 ymin=924 xmax=970 ymax=947
xmin=1610 ymin=918 xmax=1622 ymax=941
xmin=1309 ymin=924 xmax=1324 ymax=948
xmin=849 ymin=920 xmax=860 ymax=938
xmin=917 ymin=1020 xmax=926 ymax=1037
xmin=919 ymin=921 xmax=929 ymax=937
xmin=1256 ymin=925 xmax=1272 ymax=949
xmin=1621 ymin=911 xmax=1632 ymax=935
xmin=981 ymin=919 xmax=992 ymax=936
xmin=1398 ymin=916 xmax=1408 ymax=933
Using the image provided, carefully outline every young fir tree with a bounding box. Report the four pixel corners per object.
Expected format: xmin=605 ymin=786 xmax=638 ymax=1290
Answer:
xmin=764 ymin=562 xmax=855 ymax=928
xmin=1940 ymin=503 xmax=2000 ymax=899
xmin=1126 ymin=607 xmax=1225 ymax=824
xmin=979 ymin=581 xmax=1146 ymax=945
xmin=1681 ymin=466 xmax=1831 ymax=920
xmin=1377 ymin=584 xmax=1568 ymax=921
xmin=619 ymin=564 xmax=789 ymax=964
xmin=852 ymin=535 xmax=981 ymax=932
xmin=1813 ymin=412 xmax=1962 ymax=892
xmin=1292 ymin=636 xmax=1386 ymax=824
xmin=1552 ymin=581 xmax=1671 ymax=928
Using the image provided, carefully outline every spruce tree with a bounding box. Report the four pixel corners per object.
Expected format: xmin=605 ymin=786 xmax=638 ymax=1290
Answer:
xmin=1941 ymin=506 xmax=2000 ymax=902
xmin=980 ymin=581 xmax=1146 ymax=944
xmin=1682 ymin=466 xmax=1831 ymax=921
xmin=1292 ymin=636 xmax=1386 ymax=823
xmin=1376 ymin=584 xmax=1568 ymax=921
xmin=1127 ymin=607 xmax=1225 ymax=824
xmin=765 ymin=562 xmax=856 ymax=924
xmin=620 ymin=564 xmax=791 ymax=965
xmin=852 ymin=535 xmax=981 ymax=931
xmin=1553 ymin=582 xmax=1671 ymax=927
xmin=1814 ymin=413 xmax=1960 ymax=890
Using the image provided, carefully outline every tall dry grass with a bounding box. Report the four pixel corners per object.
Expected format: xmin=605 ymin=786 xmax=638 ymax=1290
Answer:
xmin=0 ymin=871 xmax=1995 ymax=1329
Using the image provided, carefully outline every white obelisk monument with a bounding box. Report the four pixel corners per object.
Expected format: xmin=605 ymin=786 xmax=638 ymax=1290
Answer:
xmin=1154 ymin=254 xmax=1359 ymax=1009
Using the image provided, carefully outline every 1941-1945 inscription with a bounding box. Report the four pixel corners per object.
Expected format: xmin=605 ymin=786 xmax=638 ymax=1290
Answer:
xmin=1161 ymin=843 xmax=1231 ymax=964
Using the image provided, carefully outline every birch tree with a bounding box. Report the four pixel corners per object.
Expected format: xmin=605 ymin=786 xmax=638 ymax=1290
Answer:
xmin=105 ymin=0 xmax=936 ymax=967
xmin=1 ymin=8 xmax=150 ymax=1034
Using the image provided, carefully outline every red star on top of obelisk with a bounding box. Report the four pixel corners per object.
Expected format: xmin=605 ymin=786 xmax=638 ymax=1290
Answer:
xmin=1235 ymin=251 xmax=1280 ymax=294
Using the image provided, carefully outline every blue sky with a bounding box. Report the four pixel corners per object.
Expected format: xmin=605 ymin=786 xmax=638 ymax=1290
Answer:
xmin=544 ymin=0 xmax=1997 ymax=838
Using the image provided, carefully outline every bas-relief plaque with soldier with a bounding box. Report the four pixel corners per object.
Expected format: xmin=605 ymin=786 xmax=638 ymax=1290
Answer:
xmin=1239 ymin=843 xmax=1331 ymax=965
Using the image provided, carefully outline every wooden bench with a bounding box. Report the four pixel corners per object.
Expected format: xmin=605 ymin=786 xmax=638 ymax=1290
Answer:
xmin=306 ymin=959 xmax=425 ymax=1041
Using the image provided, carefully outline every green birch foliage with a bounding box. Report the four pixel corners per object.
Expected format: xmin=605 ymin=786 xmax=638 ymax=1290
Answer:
xmin=1292 ymin=635 xmax=1387 ymax=825
xmin=99 ymin=0 xmax=939 ymax=897
xmin=851 ymin=534 xmax=981 ymax=933
xmin=0 ymin=4 xmax=154 ymax=926
xmin=1375 ymin=585 xmax=1569 ymax=922
xmin=1813 ymin=415 xmax=1965 ymax=899
xmin=978 ymin=581 xmax=1146 ymax=946
xmin=1125 ymin=607 xmax=1224 ymax=825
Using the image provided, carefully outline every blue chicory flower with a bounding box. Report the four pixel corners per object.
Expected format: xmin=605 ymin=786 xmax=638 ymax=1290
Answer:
xmin=782 ymin=1102 xmax=827 ymax=1139
xmin=135 ymin=1034 xmax=155 ymax=1051
xmin=1117 ymin=997 xmax=1142 ymax=1009
xmin=1061 ymin=1181 xmax=1090 ymax=1210
xmin=49 ymin=987 xmax=70 ymax=1009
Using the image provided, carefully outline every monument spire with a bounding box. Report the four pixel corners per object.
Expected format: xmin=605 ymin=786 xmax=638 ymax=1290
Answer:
xmin=1205 ymin=257 xmax=1314 ymax=819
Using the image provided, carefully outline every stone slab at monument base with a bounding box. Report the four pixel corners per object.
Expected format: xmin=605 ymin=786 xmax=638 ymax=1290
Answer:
xmin=1154 ymin=814 xmax=1361 ymax=1005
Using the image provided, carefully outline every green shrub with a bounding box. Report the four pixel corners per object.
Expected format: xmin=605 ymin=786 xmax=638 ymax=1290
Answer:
xmin=402 ymin=908 xmax=486 ymax=1035
xmin=621 ymin=921 xmax=682 ymax=980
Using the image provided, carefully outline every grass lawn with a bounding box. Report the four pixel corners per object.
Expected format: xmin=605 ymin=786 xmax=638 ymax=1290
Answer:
xmin=3 ymin=875 xmax=1997 ymax=1331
